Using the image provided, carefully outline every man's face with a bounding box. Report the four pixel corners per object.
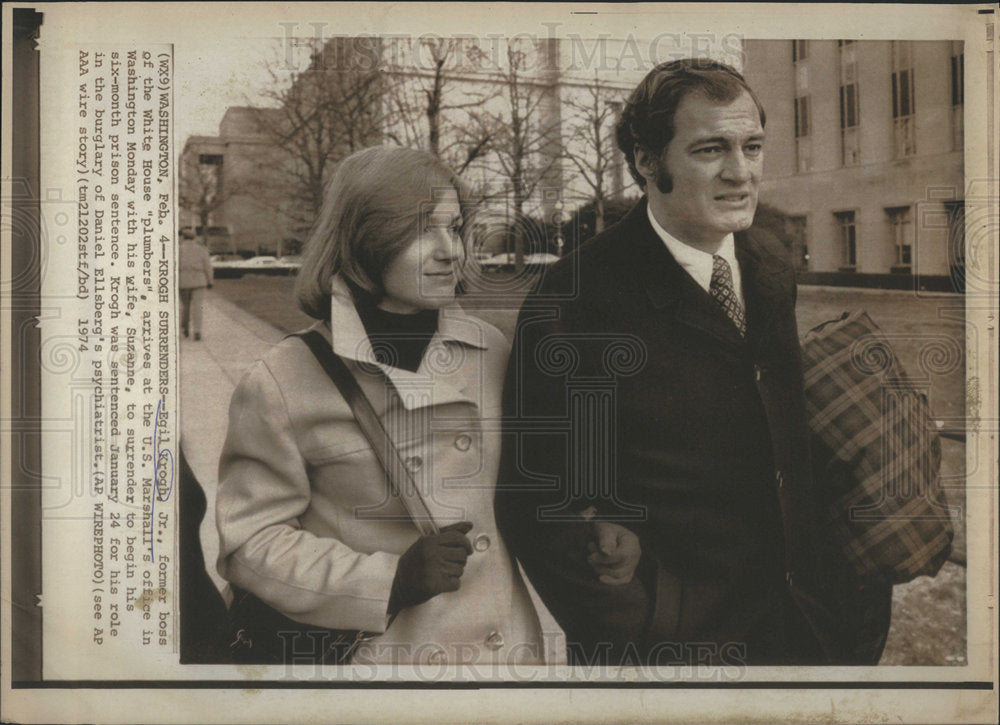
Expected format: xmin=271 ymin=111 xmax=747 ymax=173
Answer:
xmin=644 ymin=90 xmax=764 ymax=253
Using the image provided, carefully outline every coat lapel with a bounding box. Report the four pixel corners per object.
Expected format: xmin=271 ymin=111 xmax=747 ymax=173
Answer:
xmin=625 ymin=199 xmax=790 ymax=355
xmin=735 ymin=229 xmax=788 ymax=354
xmin=322 ymin=276 xmax=486 ymax=411
xmin=629 ymin=201 xmax=746 ymax=353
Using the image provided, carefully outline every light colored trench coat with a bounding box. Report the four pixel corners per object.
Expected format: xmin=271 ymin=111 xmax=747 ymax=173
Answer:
xmin=216 ymin=278 xmax=565 ymax=665
xmin=178 ymin=240 xmax=213 ymax=289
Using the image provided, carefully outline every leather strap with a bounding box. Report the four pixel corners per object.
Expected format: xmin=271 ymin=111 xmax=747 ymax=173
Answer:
xmin=295 ymin=329 xmax=440 ymax=536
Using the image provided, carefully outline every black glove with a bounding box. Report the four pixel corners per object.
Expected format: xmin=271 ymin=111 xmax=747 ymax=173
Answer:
xmin=388 ymin=521 xmax=473 ymax=614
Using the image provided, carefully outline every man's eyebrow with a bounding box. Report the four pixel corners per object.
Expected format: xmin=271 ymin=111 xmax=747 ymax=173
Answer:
xmin=687 ymin=133 xmax=766 ymax=148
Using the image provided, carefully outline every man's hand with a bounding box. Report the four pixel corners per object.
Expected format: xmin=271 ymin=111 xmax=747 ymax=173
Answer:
xmin=587 ymin=521 xmax=642 ymax=585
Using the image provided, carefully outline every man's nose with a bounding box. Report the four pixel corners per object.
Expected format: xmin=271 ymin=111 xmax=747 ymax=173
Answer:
xmin=721 ymin=151 xmax=753 ymax=183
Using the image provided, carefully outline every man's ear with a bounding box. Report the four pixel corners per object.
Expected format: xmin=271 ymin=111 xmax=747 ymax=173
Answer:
xmin=633 ymin=146 xmax=658 ymax=186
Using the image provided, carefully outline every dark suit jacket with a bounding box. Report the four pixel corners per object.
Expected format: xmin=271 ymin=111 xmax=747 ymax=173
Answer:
xmin=496 ymin=200 xmax=836 ymax=666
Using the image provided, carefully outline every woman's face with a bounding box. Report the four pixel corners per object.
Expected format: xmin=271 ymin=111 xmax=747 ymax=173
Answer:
xmin=378 ymin=188 xmax=465 ymax=314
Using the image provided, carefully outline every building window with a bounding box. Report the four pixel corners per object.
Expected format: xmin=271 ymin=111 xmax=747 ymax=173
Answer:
xmin=840 ymin=84 xmax=859 ymax=129
xmin=839 ymin=41 xmax=860 ymax=166
xmin=891 ymin=41 xmax=916 ymax=157
xmin=951 ymin=41 xmax=964 ymax=150
xmin=835 ymin=211 xmax=857 ymax=269
xmin=950 ymin=47 xmax=964 ymax=106
xmin=945 ymin=200 xmax=965 ymax=291
xmin=794 ymin=96 xmax=810 ymax=138
xmin=887 ymin=206 xmax=912 ymax=270
xmin=794 ymin=95 xmax=811 ymax=172
xmin=792 ymin=42 xmax=810 ymax=173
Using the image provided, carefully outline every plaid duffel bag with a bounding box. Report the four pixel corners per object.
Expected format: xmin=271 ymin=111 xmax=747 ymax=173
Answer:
xmin=801 ymin=310 xmax=955 ymax=664
xmin=802 ymin=309 xmax=954 ymax=583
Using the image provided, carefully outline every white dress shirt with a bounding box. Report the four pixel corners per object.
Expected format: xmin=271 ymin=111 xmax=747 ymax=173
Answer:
xmin=647 ymin=205 xmax=744 ymax=307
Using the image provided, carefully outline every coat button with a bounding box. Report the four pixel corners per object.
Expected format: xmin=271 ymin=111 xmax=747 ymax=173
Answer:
xmin=754 ymin=364 xmax=763 ymax=381
xmin=775 ymin=470 xmax=784 ymax=488
xmin=785 ymin=570 xmax=794 ymax=587
xmin=426 ymin=646 xmax=447 ymax=665
xmin=405 ymin=455 xmax=423 ymax=472
xmin=485 ymin=631 xmax=504 ymax=650
xmin=473 ymin=533 xmax=491 ymax=552
xmin=454 ymin=433 xmax=473 ymax=452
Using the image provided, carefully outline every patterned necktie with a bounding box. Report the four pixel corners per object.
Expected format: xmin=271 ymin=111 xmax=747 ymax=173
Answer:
xmin=710 ymin=255 xmax=747 ymax=337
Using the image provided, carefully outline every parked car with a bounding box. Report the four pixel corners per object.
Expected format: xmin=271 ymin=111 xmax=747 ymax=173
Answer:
xmin=277 ymin=255 xmax=303 ymax=275
xmin=480 ymin=252 xmax=560 ymax=271
xmin=524 ymin=253 xmax=560 ymax=266
xmin=480 ymin=252 xmax=516 ymax=268
xmin=210 ymin=254 xmax=247 ymax=272
xmin=241 ymin=255 xmax=280 ymax=267
xmin=212 ymin=254 xmax=290 ymax=278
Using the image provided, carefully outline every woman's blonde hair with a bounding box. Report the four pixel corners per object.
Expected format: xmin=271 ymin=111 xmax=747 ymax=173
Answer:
xmin=295 ymin=146 xmax=472 ymax=319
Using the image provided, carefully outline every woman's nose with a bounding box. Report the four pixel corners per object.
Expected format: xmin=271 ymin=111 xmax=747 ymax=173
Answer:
xmin=433 ymin=228 xmax=463 ymax=261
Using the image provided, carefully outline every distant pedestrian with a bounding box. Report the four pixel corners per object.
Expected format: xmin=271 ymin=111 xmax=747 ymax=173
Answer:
xmin=179 ymin=231 xmax=213 ymax=341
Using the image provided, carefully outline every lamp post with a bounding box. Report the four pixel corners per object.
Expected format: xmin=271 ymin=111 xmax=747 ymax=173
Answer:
xmin=554 ymin=196 xmax=565 ymax=258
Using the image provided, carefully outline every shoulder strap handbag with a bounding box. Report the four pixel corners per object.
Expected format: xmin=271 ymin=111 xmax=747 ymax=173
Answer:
xmin=297 ymin=329 xmax=439 ymax=536
xmin=228 ymin=329 xmax=439 ymax=665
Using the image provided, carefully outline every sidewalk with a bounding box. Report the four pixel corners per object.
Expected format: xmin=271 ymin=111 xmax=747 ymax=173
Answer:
xmin=179 ymin=290 xmax=284 ymax=592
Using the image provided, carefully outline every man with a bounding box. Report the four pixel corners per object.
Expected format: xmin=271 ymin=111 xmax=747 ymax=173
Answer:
xmin=496 ymin=58 xmax=836 ymax=666
xmin=178 ymin=230 xmax=214 ymax=341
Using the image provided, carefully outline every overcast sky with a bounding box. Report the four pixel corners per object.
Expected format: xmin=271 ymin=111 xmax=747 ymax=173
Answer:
xmin=172 ymin=34 xmax=287 ymax=142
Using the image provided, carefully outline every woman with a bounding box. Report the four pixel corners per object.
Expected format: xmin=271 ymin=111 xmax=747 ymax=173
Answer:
xmin=216 ymin=146 xmax=564 ymax=667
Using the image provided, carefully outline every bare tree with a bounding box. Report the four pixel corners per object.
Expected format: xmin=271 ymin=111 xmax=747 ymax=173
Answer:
xmin=562 ymin=75 xmax=623 ymax=234
xmin=247 ymin=36 xmax=384 ymax=230
xmin=468 ymin=38 xmax=563 ymax=270
xmin=178 ymin=152 xmax=232 ymax=249
xmin=381 ymin=36 xmax=499 ymax=174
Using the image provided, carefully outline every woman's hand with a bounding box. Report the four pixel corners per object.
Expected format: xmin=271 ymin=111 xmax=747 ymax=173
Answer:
xmin=389 ymin=521 xmax=474 ymax=614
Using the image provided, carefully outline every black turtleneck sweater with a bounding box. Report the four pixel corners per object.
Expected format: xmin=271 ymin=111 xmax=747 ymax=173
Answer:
xmin=356 ymin=304 xmax=439 ymax=373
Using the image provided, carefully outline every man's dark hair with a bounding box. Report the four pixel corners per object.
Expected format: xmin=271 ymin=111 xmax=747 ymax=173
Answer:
xmin=614 ymin=58 xmax=766 ymax=191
